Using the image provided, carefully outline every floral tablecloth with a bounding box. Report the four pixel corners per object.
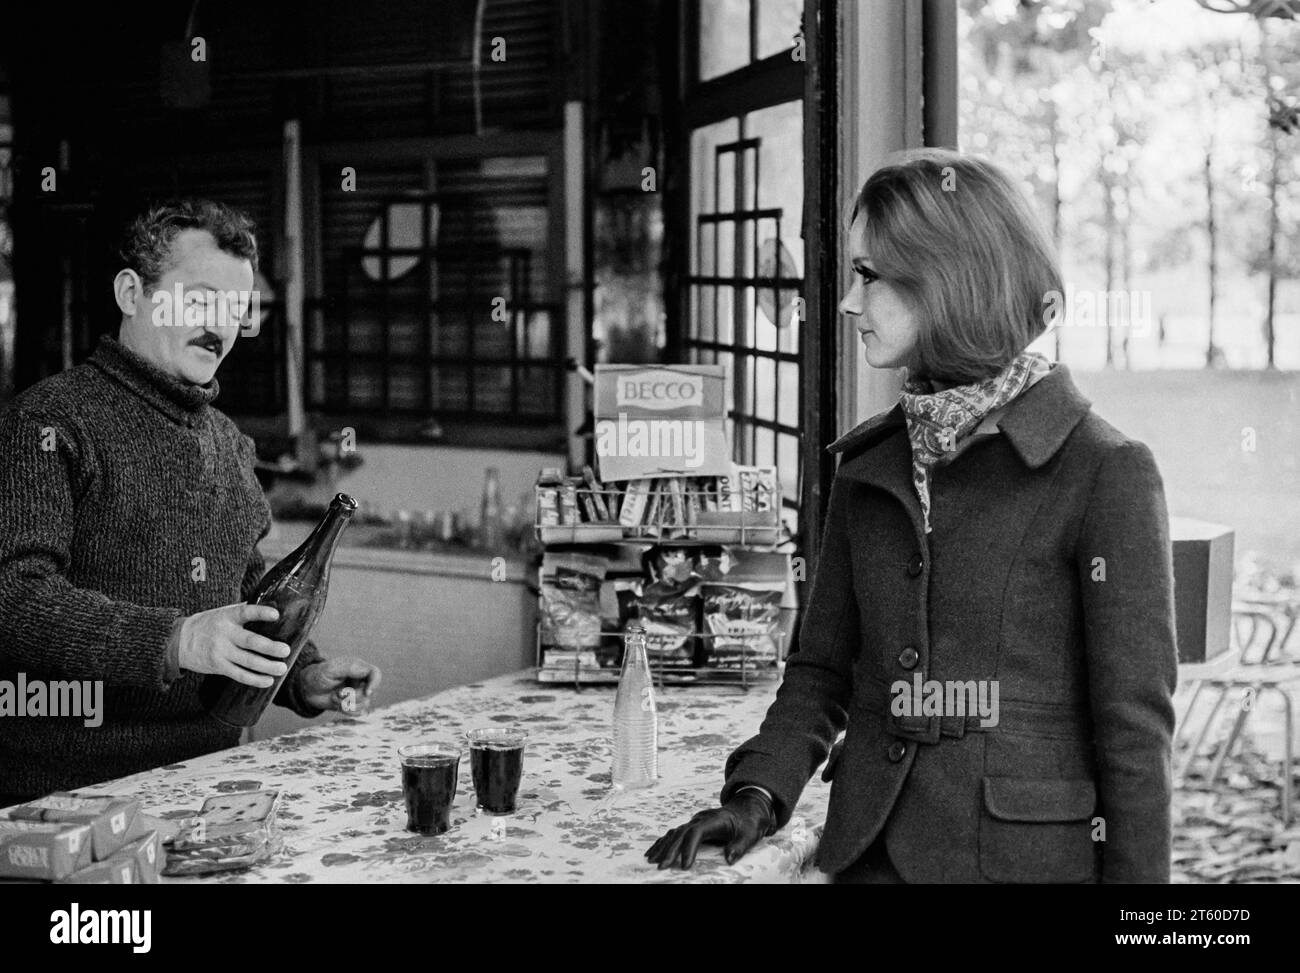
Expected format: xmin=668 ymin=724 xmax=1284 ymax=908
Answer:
xmin=92 ymin=670 xmax=832 ymax=884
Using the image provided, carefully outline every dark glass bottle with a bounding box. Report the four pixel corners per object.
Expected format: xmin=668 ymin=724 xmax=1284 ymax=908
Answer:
xmin=202 ymin=493 xmax=357 ymax=727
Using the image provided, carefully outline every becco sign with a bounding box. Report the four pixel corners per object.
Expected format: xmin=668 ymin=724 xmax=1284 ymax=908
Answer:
xmin=615 ymin=370 xmax=705 ymax=410
xmin=593 ymin=364 xmax=730 ymax=481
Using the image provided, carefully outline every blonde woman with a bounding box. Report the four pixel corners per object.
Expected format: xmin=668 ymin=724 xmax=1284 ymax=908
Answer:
xmin=647 ymin=149 xmax=1178 ymax=883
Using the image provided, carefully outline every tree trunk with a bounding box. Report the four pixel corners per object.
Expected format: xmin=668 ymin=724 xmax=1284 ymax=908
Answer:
xmin=1205 ymin=145 xmax=1218 ymax=367
xmin=1265 ymin=118 xmax=1279 ymax=370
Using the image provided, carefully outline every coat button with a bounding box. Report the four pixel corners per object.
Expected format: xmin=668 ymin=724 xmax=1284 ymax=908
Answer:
xmin=886 ymin=741 xmax=907 ymax=763
xmin=898 ymin=646 xmax=919 ymax=669
xmin=906 ymin=554 xmax=924 ymax=578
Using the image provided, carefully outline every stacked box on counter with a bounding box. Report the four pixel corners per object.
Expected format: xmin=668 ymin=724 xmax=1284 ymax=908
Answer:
xmin=163 ymin=790 xmax=283 ymax=877
xmin=1 ymin=793 xmax=162 ymax=883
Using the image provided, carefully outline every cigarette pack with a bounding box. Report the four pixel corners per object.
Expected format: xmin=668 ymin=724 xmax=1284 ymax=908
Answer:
xmin=560 ymin=480 xmax=580 ymax=525
xmin=666 ymin=478 xmax=686 ymax=530
xmin=618 ymin=479 xmax=650 ymax=528
xmin=642 ymin=481 xmax=663 ymax=537
xmin=582 ymin=466 xmax=611 ymax=521
xmin=9 ymin=793 xmax=147 ymax=860
xmin=537 ymin=486 xmax=560 ymax=527
xmin=734 ymin=466 xmax=778 ymax=513
xmin=684 ymin=479 xmax=701 ymax=524
xmin=0 ymin=818 xmax=95 ymax=880
xmin=113 ymin=830 xmax=164 ymax=884
xmin=55 ymin=857 xmax=136 ymax=885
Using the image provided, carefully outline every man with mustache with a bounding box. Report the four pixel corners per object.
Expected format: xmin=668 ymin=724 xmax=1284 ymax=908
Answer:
xmin=0 ymin=199 xmax=382 ymax=804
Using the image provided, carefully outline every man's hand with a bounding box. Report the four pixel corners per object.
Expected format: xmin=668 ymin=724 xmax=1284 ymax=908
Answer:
xmin=298 ymin=657 xmax=382 ymax=714
xmin=176 ymin=603 xmax=290 ymax=688
xmin=645 ymin=790 xmax=776 ymax=870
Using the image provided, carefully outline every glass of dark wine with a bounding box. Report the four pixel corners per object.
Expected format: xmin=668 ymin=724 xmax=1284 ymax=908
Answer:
xmin=398 ymin=743 xmax=462 ymax=836
xmin=466 ymin=727 xmax=527 ymax=815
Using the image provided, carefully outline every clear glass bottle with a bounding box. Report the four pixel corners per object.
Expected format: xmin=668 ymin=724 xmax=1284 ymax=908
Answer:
xmin=612 ymin=621 xmax=658 ymax=789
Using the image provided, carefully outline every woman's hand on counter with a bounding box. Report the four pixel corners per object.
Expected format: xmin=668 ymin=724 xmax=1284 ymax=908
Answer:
xmin=299 ymin=657 xmax=383 ymax=714
xmin=645 ymin=790 xmax=777 ymax=870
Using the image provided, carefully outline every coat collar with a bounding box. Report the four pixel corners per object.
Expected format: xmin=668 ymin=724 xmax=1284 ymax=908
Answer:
xmin=829 ymin=363 xmax=1092 ymax=473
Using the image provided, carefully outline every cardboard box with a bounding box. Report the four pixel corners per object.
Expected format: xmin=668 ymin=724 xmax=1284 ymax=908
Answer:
xmin=114 ymin=830 xmax=164 ymax=884
xmin=0 ymin=819 xmax=95 ymax=880
xmin=55 ymin=857 xmax=136 ymax=885
xmin=9 ymin=793 xmax=147 ymax=860
xmin=1170 ymin=518 xmax=1235 ymax=664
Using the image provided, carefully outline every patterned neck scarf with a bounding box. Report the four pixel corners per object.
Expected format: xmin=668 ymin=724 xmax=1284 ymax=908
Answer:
xmin=899 ymin=351 xmax=1053 ymax=534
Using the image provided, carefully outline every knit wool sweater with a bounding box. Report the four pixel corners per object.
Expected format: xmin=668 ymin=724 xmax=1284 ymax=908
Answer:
xmin=0 ymin=335 xmax=322 ymax=798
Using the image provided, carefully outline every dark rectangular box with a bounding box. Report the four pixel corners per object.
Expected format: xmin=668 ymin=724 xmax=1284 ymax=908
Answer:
xmin=1170 ymin=518 xmax=1234 ymax=664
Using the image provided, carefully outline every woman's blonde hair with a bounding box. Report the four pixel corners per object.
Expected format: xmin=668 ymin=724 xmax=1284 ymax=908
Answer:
xmin=851 ymin=149 xmax=1061 ymax=383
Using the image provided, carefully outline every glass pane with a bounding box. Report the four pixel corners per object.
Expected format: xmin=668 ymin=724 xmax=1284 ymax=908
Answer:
xmin=700 ymin=0 xmax=751 ymax=81
xmin=756 ymin=0 xmax=802 ymax=60
xmin=756 ymin=427 xmax=776 ymax=468
xmin=389 ymin=316 xmax=422 ymax=357
xmin=474 ymin=366 xmax=511 ymax=412
xmin=520 ymin=309 xmax=551 ymax=359
xmin=742 ymin=352 xmax=757 ymax=425
xmin=755 ymin=355 xmax=776 ymax=421
xmin=691 ymin=119 xmax=739 ymax=216
xmin=349 ymin=363 xmax=382 ymax=408
xmin=777 ymin=433 xmax=799 ymax=504
xmin=696 ymin=284 xmax=714 ymax=344
xmin=716 ymin=220 xmax=735 ymax=277
xmin=717 ymin=350 xmax=735 ymax=395
xmin=716 ymin=286 xmax=735 ymax=346
xmin=309 ymin=360 xmax=325 ymax=406
xmin=389 ymin=363 xmax=422 ymax=410
xmin=745 ymin=100 xmax=804 ymax=279
xmin=778 ymin=361 xmax=800 ymax=427
xmin=698 ymin=221 xmax=716 ymax=276
xmin=518 ymin=367 xmax=556 ymax=415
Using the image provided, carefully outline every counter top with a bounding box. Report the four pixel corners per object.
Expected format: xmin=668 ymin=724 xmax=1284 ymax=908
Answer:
xmin=94 ymin=670 xmax=831 ymax=883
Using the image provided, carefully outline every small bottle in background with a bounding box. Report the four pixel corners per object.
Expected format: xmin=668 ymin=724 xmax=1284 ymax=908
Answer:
xmin=481 ymin=467 xmax=504 ymax=551
xmin=395 ymin=509 xmax=413 ymax=549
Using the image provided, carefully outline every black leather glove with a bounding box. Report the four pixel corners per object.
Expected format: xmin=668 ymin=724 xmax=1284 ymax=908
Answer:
xmin=644 ymin=789 xmax=777 ymax=870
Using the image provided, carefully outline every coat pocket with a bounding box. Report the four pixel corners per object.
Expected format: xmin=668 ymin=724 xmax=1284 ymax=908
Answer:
xmin=978 ymin=776 xmax=1099 ymax=884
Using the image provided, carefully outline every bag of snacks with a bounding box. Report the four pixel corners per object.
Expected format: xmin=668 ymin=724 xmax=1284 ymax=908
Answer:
xmin=632 ymin=546 xmax=701 ymax=666
xmin=539 ymin=551 xmax=607 ymax=653
xmin=633 ymin=584 xmax=697 ymax=666
xmin=698 ymin=548 xmax=788 ymax=668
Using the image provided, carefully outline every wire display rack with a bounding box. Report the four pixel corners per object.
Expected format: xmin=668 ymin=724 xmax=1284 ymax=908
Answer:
xmin=533 ymin=475 xmax=796 ymax=689
xmin=535 ymin=479 xmax=785 ymax=548
xmin=534 ymin=615 xmax=794 ymax=689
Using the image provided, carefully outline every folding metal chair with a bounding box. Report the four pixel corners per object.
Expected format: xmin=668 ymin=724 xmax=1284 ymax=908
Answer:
xmin=1174 ymin=595 xmax=1300 ymax=824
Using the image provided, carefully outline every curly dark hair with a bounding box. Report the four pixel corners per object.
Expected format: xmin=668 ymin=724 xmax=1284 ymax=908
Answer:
xmin=119 ymin=198 xmax=259 ymax=288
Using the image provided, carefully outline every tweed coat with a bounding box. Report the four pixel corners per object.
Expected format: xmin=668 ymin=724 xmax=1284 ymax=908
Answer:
xmin=720 ymin=364 xmax=1178 ymax=883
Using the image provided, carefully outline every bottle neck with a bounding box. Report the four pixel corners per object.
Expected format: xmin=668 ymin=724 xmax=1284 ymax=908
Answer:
xmin=291 ymin=504 xmax=353 ymax=581
xmin=622 ymin=633 xmax=648 ymax=669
